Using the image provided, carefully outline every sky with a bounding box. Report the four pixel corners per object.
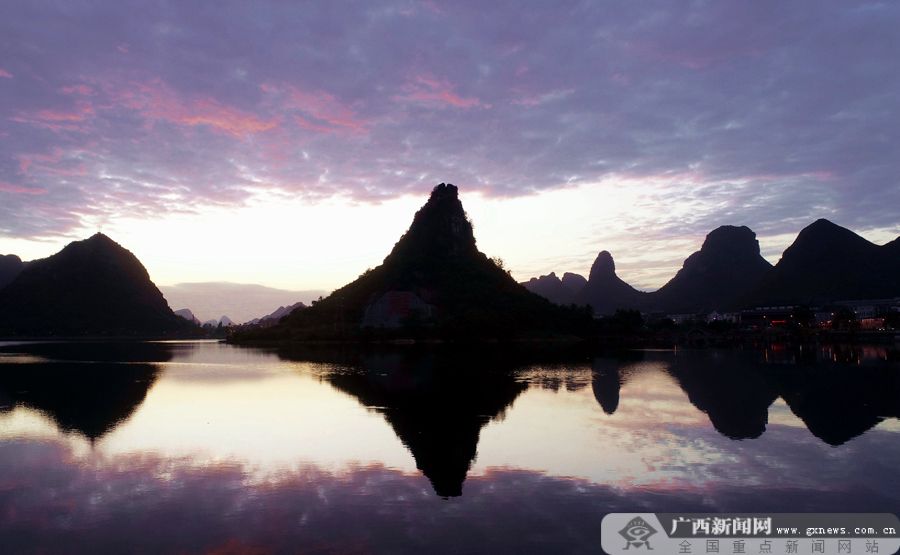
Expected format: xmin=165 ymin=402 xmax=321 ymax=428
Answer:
xmin=1 ymin=0 xmax=898 ymax=292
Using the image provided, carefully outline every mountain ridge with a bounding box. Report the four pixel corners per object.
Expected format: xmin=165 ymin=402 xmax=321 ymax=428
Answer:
xmin=0 ymin=233 xmax=193 ymax=336
xmin=525 ymin=220 xmax=899 ymax=313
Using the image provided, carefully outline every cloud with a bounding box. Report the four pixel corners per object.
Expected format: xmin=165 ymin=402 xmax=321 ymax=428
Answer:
xmin=394 ymin=74 xmax=484 ymax=109
xmin=261 ymin=82 xmax=368 ymax=134
xmin=2 ymin=436 xmax=897 ymax=553
xmin=111 ymin=79 xmax=278 ymax=137
xmin=0 ymin=0 xmax=896 ymax=261
xmin=0 ymin=181 xmax=47 ymax=195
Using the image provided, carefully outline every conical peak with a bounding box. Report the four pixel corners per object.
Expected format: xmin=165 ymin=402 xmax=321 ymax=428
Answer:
xmin=797 ymin=218 xmax=856 ymax=241
xmin=589 ymin=251 xmax=616 ymax=281
xmin=388 ymin=183 xmax=476 ymax=260
xmin=808 ymin=218 xmax=839 ymax=230
xmin=63 ymin=232 xmax=131 ymax=259
xmin=781 ymin=219 xmax=873 ymax=262
xmin=87 ymin=231 xmax=116 ymax=243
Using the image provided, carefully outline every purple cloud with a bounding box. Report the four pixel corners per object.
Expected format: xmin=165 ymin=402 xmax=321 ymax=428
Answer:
xmin=0 ymin=0 xmax=897 ymax=241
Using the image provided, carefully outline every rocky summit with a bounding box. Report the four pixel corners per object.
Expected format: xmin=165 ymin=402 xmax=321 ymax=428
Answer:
xmin=574 ymin=251 xmax=648 ymax=315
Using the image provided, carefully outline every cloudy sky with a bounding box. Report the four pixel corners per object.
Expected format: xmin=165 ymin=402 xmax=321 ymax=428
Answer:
xmin=1 ymin=1 xmax=898 ymax=291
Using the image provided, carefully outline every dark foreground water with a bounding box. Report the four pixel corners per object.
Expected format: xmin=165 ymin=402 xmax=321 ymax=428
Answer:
xmin=0 ymin=341 xmax=898 ymax=554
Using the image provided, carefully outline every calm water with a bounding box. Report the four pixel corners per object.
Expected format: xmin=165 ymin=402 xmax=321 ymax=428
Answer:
xmin=0 ymin=341 xmax=898 ymax=553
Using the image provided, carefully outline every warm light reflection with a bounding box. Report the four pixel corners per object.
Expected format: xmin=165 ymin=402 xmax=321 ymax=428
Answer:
xmin=99 ymin=365 xmax=416 ymax=473
xmin=1 ymin=342 xmax=898 ymax=498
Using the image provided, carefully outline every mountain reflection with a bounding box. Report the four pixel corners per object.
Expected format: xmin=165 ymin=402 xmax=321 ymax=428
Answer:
xmin=590 ymin=347 xmax=900 ymax=445
xmin=667 ymin=354 xmax=780 ymax=440
xmin=590 ymin=352 xmax=645 ymax=415
xmin=779 ymin=365 xmax=900 ymax=445
xmin=274 ymin=347 xmax=527 ymax=497
xmin=0 ymin=342 xmax=171 ymax=440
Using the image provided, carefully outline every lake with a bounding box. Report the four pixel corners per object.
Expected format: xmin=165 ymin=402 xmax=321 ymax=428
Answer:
xmin=0 ymin=340 xmax=898 ymax=553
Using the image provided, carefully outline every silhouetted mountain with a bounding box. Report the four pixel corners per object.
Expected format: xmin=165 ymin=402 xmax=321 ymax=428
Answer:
xmin=246 ymin=301 xmax=306 ymax=325
xmin=234 ymin=184 xmax=591 ymax=341
xmin=744 ymin=219 xmax=900 ymax=306
xmin=574 ymin=251 xmax=648 ymax=315
xmin=0 ymin=233 xmax=193 ymax=336
xmin=652 ymin=226 xmax=772 ymax=312
xmin=522 ymin=272 xmax=574 ymax=305
xmin=561 ymin=272 xmax=587 ymax=293
xmin=522 ymin=271 xmax=588 ymax=305
xmin=885 ymin=237 xmax=900 ymax=258
xmin=0 ymin=254 xmax=25 ymax=291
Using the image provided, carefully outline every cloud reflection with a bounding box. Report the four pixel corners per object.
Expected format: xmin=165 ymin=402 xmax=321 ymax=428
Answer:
xmin=1 ymin=437 xmax=898 ymax=555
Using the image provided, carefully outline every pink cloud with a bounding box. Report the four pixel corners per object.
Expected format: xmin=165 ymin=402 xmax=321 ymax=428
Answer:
xmin=0 ymin=181 xmax=47 ymax=195
xmin=17 ymin=149 xmax=90 ymax=179
xmin=0 ymin=68 xmax=13 ymax=79
xmin=60 ymin=84 xmax=95 ymax=96
xmin=261 ymin=83 xmax=368 ymax=135
xmin=395 ymin=74 xmax=484 ymax=109
xmin=34 ymin=106 xmax=94 ymax=122
xmin=11 ymin=103 xmax=95 ymax=132
xmin=115 ymin=79 xmax=278 ymax=137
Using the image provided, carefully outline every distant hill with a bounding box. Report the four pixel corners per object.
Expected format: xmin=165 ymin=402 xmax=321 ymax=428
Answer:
xmin=521 ymin=271 xmax=587 ymax=305
xmin=174 ymin=308 xmax=201 ymax=324
xmin=233 ymin=183 xmax=591 ymax=342
xmin=246 ymin=301 xmax=306 ymax=326
xmin=574 ymin=251 xmax=648 ymax=315
xmin=522 ymin=272 xmax=574 ymax=305
xmin=0 ymin=254 xmax=24 ymax=290
xmin=202 ymin=316 xmax=234 ymax=327
xmin=160 ymin=282 xmax=326 ymax=324
xmin=651 ymin=225 xmax=773 ymax=312
xmin=0 ymin=233 xmax=193 ymax=337
xmin=561 ymin=272 xmax=587 ymax=293
xmin=743 ymin=219 xmax=900 ymax=306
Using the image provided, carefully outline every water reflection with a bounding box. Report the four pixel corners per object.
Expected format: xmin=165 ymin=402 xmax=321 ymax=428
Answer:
xmin=779 ymin=365 xmax=900 ymax=446
xmin=0 ymin=341 xmax=899 ymax=552
xmin=0 ymin=342 xmax=172 ymax=441
xmin=267 ymin=345 xmax=900 ymax=497
xmin=275 ymin=348 xmax=527 ymax=497
xmin=2 ymin=437 xmax=898 ymax=554
xmin=585 ymin=348 xmax=900 ymax=445
xmin=667 ymin=353 xmax=780 ymax=440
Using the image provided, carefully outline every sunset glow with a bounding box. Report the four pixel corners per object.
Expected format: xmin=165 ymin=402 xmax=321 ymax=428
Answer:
xmin=2 ymin=1 xmax=898 ymax=293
